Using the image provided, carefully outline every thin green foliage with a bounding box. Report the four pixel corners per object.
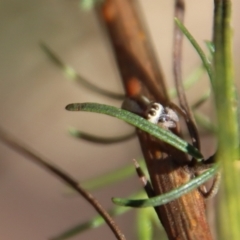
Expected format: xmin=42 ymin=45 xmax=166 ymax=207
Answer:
xmin=52 ymin=191 xmax=162 ymax=240
xmin=191 ymin=90 xmax=211 ymax=110
xmin=0 ymin=128 xmax=126 ymax=240
xmin=66 ymin=103 xmax=203 ymax=160
xmin=41 ymin=42 xmax=207 ymax=102
xmin=191 ymin=90 xmax=217 ymax=132
xmin=79 ymin=0 xmax=103 ymax=10
xmin=40 ymin=43 xmax=124 ymax=100
xmin=205 ymin=40 xmax=215 ymax=55
xmin=136 ymin=204 xmax=164 ymax=240
xmin=112 ymin=163 xmax=219 ymax=208
xmin=50 ymin=202 xmax=131 ymax=240
xmin=71 ymin=159 xmax=146 ymax=193
xmin=68 ymin=127 xmax=135 ymax=144
xmin=194 ymin=112 xmax=217 ymax=133
xmin=136 ymin=208 xmax=154 ymax=240
xmin=175 ymin=18 xmax=213 ymax=83
xmin=168 ymin=64 xmax=206 ymax=98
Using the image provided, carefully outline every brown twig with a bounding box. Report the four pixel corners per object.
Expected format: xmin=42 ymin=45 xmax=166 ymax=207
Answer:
xmin=173 ymin=0 xmax=200 ymax=150
xmin=96 ymin=0 xmax=169 ymax=104
xmin=96 ymin=0 xmax=213 ymax=239
xmin=173 ymin=0 xmax=188 ymax=112
xmin=0 ymin=127 xmax=126 ymax=240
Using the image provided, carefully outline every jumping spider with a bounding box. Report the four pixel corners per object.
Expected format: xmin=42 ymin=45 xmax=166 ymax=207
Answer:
xmin=146 ymin=102 xmax=179 ymax=129
xmin=122 ymin=97 xmax=179 ymax=129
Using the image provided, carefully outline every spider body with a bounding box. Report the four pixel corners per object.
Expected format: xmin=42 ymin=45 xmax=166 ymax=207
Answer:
xmin=146 ymin=102 xmax=179 ymax=129
xmin=122 ymin=97 xmax=179 ymax=129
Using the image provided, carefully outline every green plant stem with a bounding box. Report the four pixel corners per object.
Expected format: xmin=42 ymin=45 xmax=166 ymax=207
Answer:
xmin=213 ymin=1 xmax=240 ymax=239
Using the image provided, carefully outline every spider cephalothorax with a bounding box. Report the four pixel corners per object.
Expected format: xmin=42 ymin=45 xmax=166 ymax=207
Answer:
xmin=146 ymin=102 xmax=179 ymax=129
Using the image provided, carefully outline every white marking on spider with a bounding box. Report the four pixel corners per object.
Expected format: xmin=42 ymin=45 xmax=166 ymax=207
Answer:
xmin=146 ymin=102 xmax=179 ymax=129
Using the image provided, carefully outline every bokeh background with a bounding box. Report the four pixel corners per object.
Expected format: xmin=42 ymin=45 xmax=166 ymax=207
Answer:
xmin=0 ymin=1 xmax=239 ymax=239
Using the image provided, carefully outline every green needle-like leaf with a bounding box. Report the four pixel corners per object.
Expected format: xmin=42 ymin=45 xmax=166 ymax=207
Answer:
xmin=51 ymin=192 xmax=143 ymax=240
xmin=66 ymin=103 xmax=203 ymax=160
xmin=194 ymin=112 xmax=217 ymax=133
xmin=168 ymin=64 xmax=205 ymax=98
xmin=112 ymin=164 xmax=219 ymax=208
xmin=79 ymin=0 xmax=103 ymax=10
xmin=136 ymin=208 xmax=155 ymax=240
xmin=191 ymin=90 xmax=211 ymax=110
xmin=81 ymin=159 xmax=146 ymax=191
xmin=65 ymin=159 xmax=146 ymax=195
xmin=40 ymin=43 xmax=124 ymax=100
xmin=175 ymin=18 xmax=213 ymax=83
xmin=205 ymin=40 xmax=215 ymax=55
xmin=50 ymin=204 xmax=130 ymax=240
xmin=136 ymin=202 xmax=165 ymax=240
xmin=68 ymin=127 xmax=135 ymax=144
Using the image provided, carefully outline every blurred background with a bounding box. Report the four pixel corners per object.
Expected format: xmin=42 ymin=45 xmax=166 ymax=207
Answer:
xmin=0 ymin=0 xmax=239 ymax=239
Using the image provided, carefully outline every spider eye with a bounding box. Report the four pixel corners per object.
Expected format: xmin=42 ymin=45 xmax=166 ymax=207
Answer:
xmin=152 ymin=103 xmax=160 ymax=110
xmin=149 ymin=110 xmax=156 ymax=116
xmin=146 ymin=102 xmax=164 ymax=124
xmin=146 ymin=102 xmax=179 ymax=128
